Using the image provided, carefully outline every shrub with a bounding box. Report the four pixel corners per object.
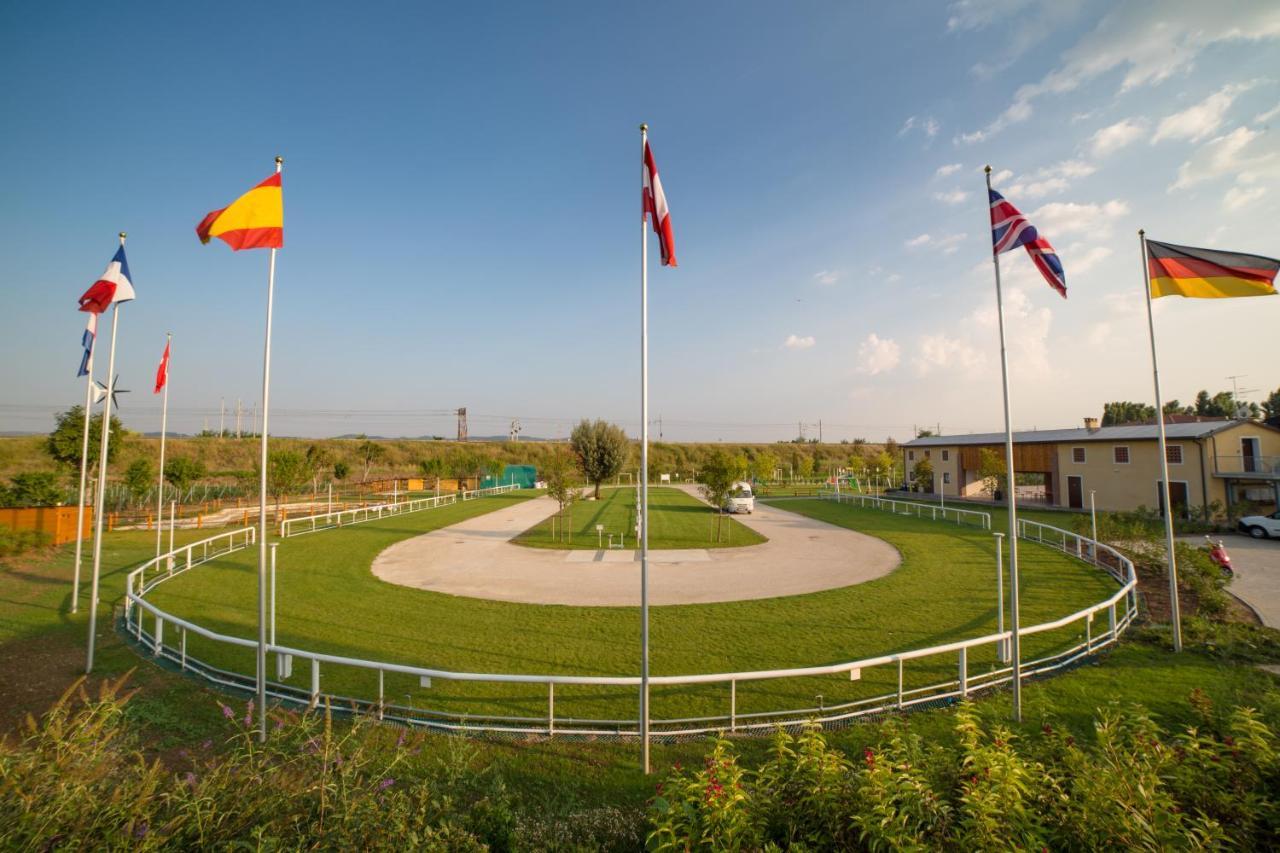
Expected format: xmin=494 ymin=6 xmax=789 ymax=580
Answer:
xmin=0 ymin=527 xmax=52 ymax=558
xmin=0 ymin=471 xmax=66 ymax=508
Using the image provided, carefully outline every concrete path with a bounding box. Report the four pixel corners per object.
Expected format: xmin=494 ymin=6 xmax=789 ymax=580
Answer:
xmin=372 ymin=492 xmax=900 ymax=606
xmin=1208 ymin=536 xmax=1280 ymax=627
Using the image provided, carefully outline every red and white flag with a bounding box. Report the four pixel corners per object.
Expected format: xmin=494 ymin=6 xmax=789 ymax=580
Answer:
xmin=643 ymin=140 xmax=677 ymax=267
xmin=154 ymin=340 xmax=170 ymax=394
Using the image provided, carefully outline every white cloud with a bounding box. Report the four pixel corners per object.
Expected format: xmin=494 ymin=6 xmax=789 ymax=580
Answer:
xmin=970 ymin=283 xmax=1054 ymax=379
xmin=947 ymin=0 xmax=1084 ymax=80
xmin=784 ymin=334 xmax=816 ymax=350
xmin=1224 ymin=185 xmax=1266 ymax=211
xmin=1087 ymin=322 xmax=1112 ymax=347
xmin=1065 ymin=245 xmax=1113 ymax=276
xmin=1257 ymin=103 xmax=1280 ymax=124
xmin=1089 ymin=118 xmax=1147 ymax=157
xmin=936 ymin=233 xmax=968 ymax=255
xmin=1007 ymin=159 xmax=1097 ymax=199
xmin=913 ymin=333 xmax=985 ymax=376
xmin=1153 ymin=82 xmax=1257 ymax=143
xmin=813 ymin=270 xmax=840 ymax=285
xmin=989 ymin=168 xmax=1013 ymax=185
xmin=856 ymin=334 xmax=901 ymax=375
xmin=956 ymin=3 xmax=1280 ymax=144
xmin=900 ymin=115 xmax=940 ymax=138
xmin=935 ymin=162 xmax=964 ymax=177
xmin=1032 ymin=199 xmax=1129 ymax=239
xmin=1170 ymin=126 xmax=1279 ymax=190
xmin=905 ymin=233 xmax=933 ymax=248
xmin=933 ymin=189 xmax=971 ymax=205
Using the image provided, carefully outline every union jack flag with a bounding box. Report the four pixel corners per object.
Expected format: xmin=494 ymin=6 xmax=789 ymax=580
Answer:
xmin=989 ymin=188 xmax=1066 ymax=298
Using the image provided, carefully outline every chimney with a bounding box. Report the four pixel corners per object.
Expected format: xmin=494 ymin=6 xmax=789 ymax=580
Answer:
xmin=1083 ymin=417 xmax=1100 ymax=432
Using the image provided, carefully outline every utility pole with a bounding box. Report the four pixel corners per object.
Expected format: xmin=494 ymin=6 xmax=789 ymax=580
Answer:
xmin=219 ymin=397 xmax=225 ymax=437
xmin=819 ymin=420 xmax=823 ymax=443
xmin=456 ymin=408 xmax=468 ymax=441
xmin=235 ymin=398 xmax=242 ymax=438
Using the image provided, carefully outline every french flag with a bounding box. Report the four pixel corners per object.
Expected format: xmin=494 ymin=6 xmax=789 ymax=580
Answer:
xmin=77 ymin=312 xmax=96 ymax=377
xmin=78 ymin=246 xmax=136 ymax=314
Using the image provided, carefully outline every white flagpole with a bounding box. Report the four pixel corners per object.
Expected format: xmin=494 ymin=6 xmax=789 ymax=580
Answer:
xmin=86 ymin=232 xmax=125 ymax=674
xmin=1139 ymin=229 xmax=1182 ymax=652
xmin=154 ymin=332 xmax=171 ymax=559
xmin=72 ymin=327 xmax=97 ymax=614
xmin=639 ymin=123 xmax=652 ymax=775
xmin=984 ymin=166 xmax=1022 ymax=722
xmin=257 ymin=155 xmax=283 ymax=741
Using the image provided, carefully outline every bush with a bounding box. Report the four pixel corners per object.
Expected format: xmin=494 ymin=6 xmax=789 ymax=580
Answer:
xmin=0 ymin=471 xmax=66 ymax=508
xmin=0 ymin=527 xmax=52 ymax=558
xmin=648 ymin=700 xmax=1280 ymax=850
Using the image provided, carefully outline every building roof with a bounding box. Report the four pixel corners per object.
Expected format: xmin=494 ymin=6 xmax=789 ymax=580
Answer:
xmin=904 ymin=419 xmax=1271 ymax=448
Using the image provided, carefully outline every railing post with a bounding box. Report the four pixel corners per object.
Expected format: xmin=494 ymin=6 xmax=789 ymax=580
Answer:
xmin=548 ymin=681 xmax=555 ymax=736
xmin=1085 ymin=612 xmax=1093 ymax=651
xmin=896 ymin=658 xmax=904 ymax=710
xmin=180 ymin=627 xmax=187 ymax=671
xmin=730 ymin=679 xmax=737 ymax=732
xmin=186 ymin=546 xmax=192 ymax=571
xmin=378 ymin=670 xmax=385 ymax=721
xmin=1109 ymin=603 xmax=1117 ymax=639
xmin=310 ymin=659 xmax=320 ymax=701
xmin=154 ymin=617 xmax=164 ymax=656
xmin=959 ymin=647 xmax=968 ymax=698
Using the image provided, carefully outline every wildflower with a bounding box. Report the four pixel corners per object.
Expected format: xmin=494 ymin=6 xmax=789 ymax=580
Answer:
xmin=378 ymin=777 xmax=395 ymax=791
xmin=863 ymin=747 xmax=875 ymax=768
xmin=244 ymin=700 xmax=255 ymax=727
xmin=396 ymin=731 xmax=406 ymax=749
xmin=220 ymin=703 xmax=234 ymax=720
xmin=184 ymin=772 xmax=197 ymax=787
xmin=134 ymin=822 xmax=149 ymax=839
xmin=201 ymin=739 xmax=212 ymax=750
xmin=1041 ymin=724 xmax=1053 ymax=735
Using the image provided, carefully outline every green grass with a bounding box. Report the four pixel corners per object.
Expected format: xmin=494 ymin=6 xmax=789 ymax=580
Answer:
xmin=138 ymin=494 xmax=1128 ymax=725
xmin=513 ymin=485 xmax=766 ymax=550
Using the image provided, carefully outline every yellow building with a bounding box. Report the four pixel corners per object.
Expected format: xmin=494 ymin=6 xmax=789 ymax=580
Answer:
xmin=902 ymin=417 xmax=1280 ymax=519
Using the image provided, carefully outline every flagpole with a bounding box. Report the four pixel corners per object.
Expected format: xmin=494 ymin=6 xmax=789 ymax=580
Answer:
xmin=984 ymin=166 xmax=1022 ymax=722
xmin=639 ymin=123 xmax=651 ymax=775
xmin=1139 ymin=229 xmax=1182 ymax=652
xmin=154 ymin=333 xmax=171 ymax=559
xmin=72 ymin=332 xmax=97 ymax=614
xmin=256 ymin=155 xmax=283 ymax=742
xmin=86 ymin=232 xmax=125 ymax=674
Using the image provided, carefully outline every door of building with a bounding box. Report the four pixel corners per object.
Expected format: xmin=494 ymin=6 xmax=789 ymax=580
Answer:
xmin=1067 ymin=475 xmax=1083 ymax=509
xmin=1242 ymin=437 xmax=1260 ymax=473
xmin=1158 ymin=481 xmax=1190 ymax=519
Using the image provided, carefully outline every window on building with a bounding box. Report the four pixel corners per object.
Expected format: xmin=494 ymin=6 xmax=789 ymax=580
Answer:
xmin=1166 ymin=445 xmax=1183 ymax=464
xmin=908 ymin=450 xmax=914 ymax=461
xmin=942 ymin=450 xmax=950 ymax=461
xmin=1114 ymin=446 xmax=1130 ymax=464
xmin=1072 ymin=447 xmax=1086 ymax=464
xmin=943 ymin=472 xmax=951 ymax=484
xmin=924 ymin=450 xmax=931 ymax=459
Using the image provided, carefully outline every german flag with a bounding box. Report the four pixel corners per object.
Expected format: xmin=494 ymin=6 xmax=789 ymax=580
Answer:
xmin=1147 ymin=239 xmax=1278 ymax=299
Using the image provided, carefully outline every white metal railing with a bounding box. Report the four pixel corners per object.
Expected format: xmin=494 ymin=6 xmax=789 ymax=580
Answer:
xmin=125 ymin=527 xmax=256 ymax=620
xmin=461 ymin=483 xmax=520 ymax=500
xmin=821 ymin=490 xmax=992 ymax=530
xmin=280 ymin=493 xmax=458 ymax=537
xmin=124 ymin=497 xmax=1133 ymax=738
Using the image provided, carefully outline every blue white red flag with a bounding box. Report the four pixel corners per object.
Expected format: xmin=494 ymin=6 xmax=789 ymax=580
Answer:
xmin=78 ymin=246 xmax=136 ymax=314
xmin=77 ymin=312 xmax=97 ymax=377
xmin=989 ymin=188 xmax=1066 ymax=299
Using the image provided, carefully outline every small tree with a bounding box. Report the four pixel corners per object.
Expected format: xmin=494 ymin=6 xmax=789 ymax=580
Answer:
xmin=355 ymin=436 xmax=386 ymax=482
xmin=797 ymin=456 xmax=815 ymax=480
xmin=305 ymin=444 xmax=334 ymax=490
xmin=163 ymin=458 xmax=207 ymax=501
xmin=123 ymin=458 xmax=155 ymax=503
xmin=750 ymin=450 xmax=778 ymax=484
xmin=417 ymin=457 xmax=445 ymax=492
xmin=45 ymin=406 xmax=124 ymax=470
xmin=699 ymin=449 xmax=744 ymax=543
xmin=543 ymin=448 xmax=579 ymax=543
xmin=977 ymin=448 xmax=1007 ymax=499
xmin=569 ymin=419 xmax=628 ymax=499
xmin=0 ymin=472 xmax=65 ymax=507
xmin=262 ymin=450 xmax=311 ymax=515
xmin=333 ymin=460 xmax=350 ymax=482
xmin=911 ymin=457 xmax=934 ymax=493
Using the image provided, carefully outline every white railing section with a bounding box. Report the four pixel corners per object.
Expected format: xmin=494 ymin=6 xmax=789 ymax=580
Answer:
xmin=279 ymin=484 xmax=519 ymax=538
xmin=124 ymin=497 xmax=1134 ymax=738
xmin=461 ymin=483 xmax=520 ymax=500
xmin=821 ymin=491 xmax=992 ymax=530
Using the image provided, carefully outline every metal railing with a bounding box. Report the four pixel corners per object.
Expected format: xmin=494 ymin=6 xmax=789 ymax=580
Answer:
xmin=279 ymin=483 xmax=520 ymax=537
xmin=123 ymin=495 xmax=1134 ymax=739
xmin=821 ymin=490 xmax=992 ymax=530
xmin=1213 ymin=454 xmax=1280 ymax=476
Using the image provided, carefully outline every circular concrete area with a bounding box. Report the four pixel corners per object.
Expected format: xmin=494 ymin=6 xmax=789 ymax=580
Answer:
xmin=371 ymin=488 xmax=900 ymax=606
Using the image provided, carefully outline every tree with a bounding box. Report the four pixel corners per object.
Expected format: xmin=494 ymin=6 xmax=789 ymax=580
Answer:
xmin=911 ymin=457 xmax=934 ymax=493
xmin=45 ymin=406 xmax=124 ymax=470
xmin=123 ymin=458 xmax=154 ymax=503
xmin=446 ymin=449 xmax=483 ymax=488
xmin=797 ymin=456 xmax=815 ymax=480
xmin=355 ymin=436 xmax=386 ymax=482
xmin=305 ymin=444 xmax=334 ymax=489
xmin=261 ymin=450 xmax=310 ymax=513
xmin=699 ymin=449 xmax=745 ymax=543
xmin=569 ymin=419 xmax=628 ymax=499
xmin=542 ymin=448 xmax=580 ymax=543
xmin=417 ymin=456 xmax=445 ymax=491
xmin=749 ymin=450 xmax=778 ymax=484
xmin=332 ymin=461 xmax=350 ymax=482
xmin=977 ymin=448 xmax=1006 ymax=499
xmin=163 ymin=458 xmax=207 ymax=499
xmin=1163 ymin=400 xmax=1194 ymax=416
xmin=1101 ymin=401 xmax=1155 ymax=426
xmin=1264 ymin=387 xmax=1280 ymax=420
xmin=0 ymin=472 xmax=65 ymax=507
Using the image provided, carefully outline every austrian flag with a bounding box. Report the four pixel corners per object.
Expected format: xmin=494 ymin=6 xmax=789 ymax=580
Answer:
xmin=78 ymin=246 xmax=136 ymax=314
xmin=643 ymin=140 xmax=676 ymax=267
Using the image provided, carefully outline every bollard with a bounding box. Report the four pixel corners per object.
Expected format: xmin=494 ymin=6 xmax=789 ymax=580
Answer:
xmin=197 ymin=514 xmax=203 ymax=529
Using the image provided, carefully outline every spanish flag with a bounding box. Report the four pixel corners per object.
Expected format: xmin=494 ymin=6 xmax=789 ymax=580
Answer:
xmin=196 ymin=172 xmax=283 ymax=250
xmin=1148 ymin=239 xmax=1278 ymax=299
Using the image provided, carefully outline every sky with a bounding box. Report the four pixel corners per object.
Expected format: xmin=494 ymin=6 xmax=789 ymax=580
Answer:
xmin=2 ymin=1 xmax=1279 ymax=443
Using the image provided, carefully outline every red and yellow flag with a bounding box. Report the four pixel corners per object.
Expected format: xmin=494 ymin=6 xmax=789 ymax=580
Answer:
xmin=196 ymin=173 xmax=283 ymax=250
xmin=1147 ymin=239 xmax=1278 ymax=299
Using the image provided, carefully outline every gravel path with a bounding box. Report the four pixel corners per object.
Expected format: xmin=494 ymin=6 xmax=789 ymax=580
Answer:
xmin=371 ymin=491 xmax=900 ymax=606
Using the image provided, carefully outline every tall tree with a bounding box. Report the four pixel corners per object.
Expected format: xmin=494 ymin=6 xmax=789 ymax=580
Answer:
xmin=911 ymin=457 xmax=934 ymax=492
xmin=1263 ymin=386 xmax=1280 ymax=420
xmin=123 ymin=459 xmax=154 ymax=503
xmin=569 ymin=419 xmax=628 ymax=499
xmin=45 ymin=406 xmax=124 ymax=470
xmin=163 ymin=458 xmax=207 ymax=500
xmin=1101 ymin=401 xmax=1155 ymax=426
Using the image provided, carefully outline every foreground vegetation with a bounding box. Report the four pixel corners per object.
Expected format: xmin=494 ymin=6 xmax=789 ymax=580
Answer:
xmin=513 ymin=486 xmax=766 ymax=550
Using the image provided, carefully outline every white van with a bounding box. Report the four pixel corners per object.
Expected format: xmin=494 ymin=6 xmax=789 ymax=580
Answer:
xmin=724 ymin=481 xmax=755 ymax=514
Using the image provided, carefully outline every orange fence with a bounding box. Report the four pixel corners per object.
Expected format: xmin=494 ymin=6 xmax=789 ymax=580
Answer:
xmin=0 ymin=506 xmax=94 ymax=546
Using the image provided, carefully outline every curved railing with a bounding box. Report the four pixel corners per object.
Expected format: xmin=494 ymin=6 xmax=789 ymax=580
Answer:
xmin=122 ymin=490 xmax=1137 ymax=738
xmin=820 ymin=491 xmax=993 ymax=530
xmin=279 ymin=483 xmax=519 ymax=537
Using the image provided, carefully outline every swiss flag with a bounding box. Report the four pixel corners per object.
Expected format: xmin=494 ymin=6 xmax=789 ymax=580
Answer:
xmin=154 ymin=340 xmax=170 ymax=394
xmin=643 ymin=140 xmax=677 ymax=267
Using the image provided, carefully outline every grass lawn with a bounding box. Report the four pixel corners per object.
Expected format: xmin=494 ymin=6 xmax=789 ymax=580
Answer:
xmin=137 ymin=493 xmax=1130 ymax=725
xmin=512 ymin=485 xmax=766 ymax=550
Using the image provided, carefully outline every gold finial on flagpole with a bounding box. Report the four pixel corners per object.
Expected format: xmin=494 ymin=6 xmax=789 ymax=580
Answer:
xmin=640 ymin=123 xmax=648 ymax=132
xmin=275 ymin=155 xmax=284 ymax=173
xmin=984 ymin=165 xmax=992 ymax=175
xmin=1138 ymin=228 xmax=1145 ymax=236
xmin=118 ymin=232 xmax=127 ymax=245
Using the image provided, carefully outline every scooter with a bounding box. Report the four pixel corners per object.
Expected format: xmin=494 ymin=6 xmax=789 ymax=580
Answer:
xmin=1204 ymin=535 xmax=1233 ymax=578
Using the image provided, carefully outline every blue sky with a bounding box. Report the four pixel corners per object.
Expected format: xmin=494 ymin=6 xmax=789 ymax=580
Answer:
xmin=2 ymin=1 xmax=1278 ymax=441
